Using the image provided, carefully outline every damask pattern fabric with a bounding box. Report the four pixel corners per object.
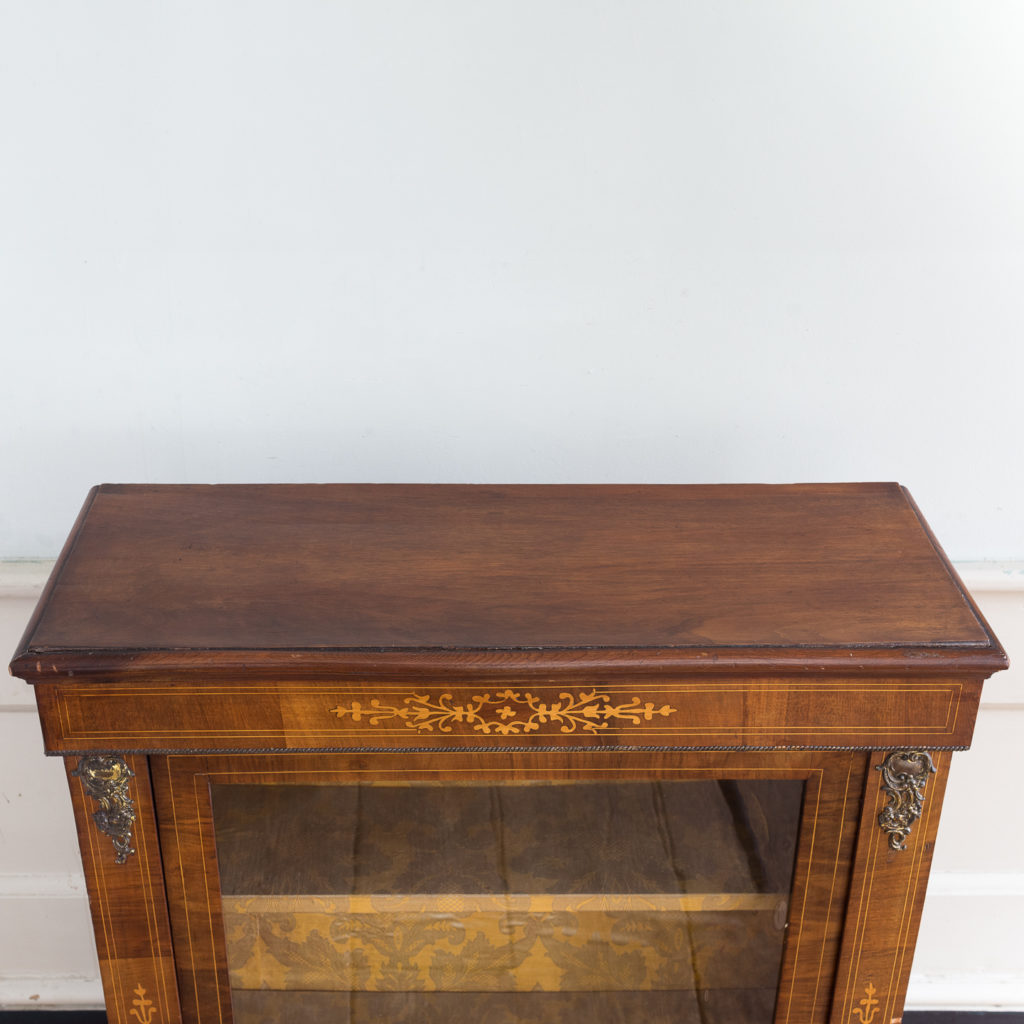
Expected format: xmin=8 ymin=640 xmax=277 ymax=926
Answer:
xmin=212 ymin=779 xmax=800 ymax=1011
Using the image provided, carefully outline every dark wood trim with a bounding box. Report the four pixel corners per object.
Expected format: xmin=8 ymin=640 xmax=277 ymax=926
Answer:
xmin=12 ymin=484 xmax=98 ymax=663
xmin=17 ymin=646 xmax=1009 ymax=683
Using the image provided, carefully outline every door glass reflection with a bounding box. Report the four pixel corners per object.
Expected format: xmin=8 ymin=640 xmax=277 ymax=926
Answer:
xmin=212 ymin=779 xmax=803 ymax=1024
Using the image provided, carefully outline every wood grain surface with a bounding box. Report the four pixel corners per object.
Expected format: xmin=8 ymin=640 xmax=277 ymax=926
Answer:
xmin=33 ymin=675 xmax=983 ymax=753
xmin=10 ymin=483 xmax=1007 ymax=683
xmin=829 ymin=749 xmax=952 ymax=1024
xmin=65 ymin=755 xmax=181 ymax=1024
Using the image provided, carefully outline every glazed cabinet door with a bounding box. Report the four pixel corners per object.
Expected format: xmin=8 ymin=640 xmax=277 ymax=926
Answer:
xmin=151 ymin=750 xmax=867 ymax=1024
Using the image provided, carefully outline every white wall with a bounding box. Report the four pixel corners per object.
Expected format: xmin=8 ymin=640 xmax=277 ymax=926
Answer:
xmin=907 ymin=566 xmax=1024 ymax=1010
xmin=2 ymin=2 xmax=1023 ymax=560
xmin=2 ymin=1 xmax=1023 ymax=1010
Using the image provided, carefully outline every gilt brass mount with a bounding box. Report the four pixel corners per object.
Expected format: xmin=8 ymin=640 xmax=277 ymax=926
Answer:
xmin=72 ymin=754 xmax=137 ymax=864
xmin=876 ymin=750 xmax=936 ymax=852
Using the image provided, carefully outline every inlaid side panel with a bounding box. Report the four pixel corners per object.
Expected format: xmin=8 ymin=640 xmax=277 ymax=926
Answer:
xmin=829 ymin=749 xmax=952 ymax=1024
xmin=775 ymin=751 xmax=867 ymax=1024
xmin=65 ymin=753 xmax=181 ymax=1024
xmin=151 ymin=757 xmax=233 ymax=1024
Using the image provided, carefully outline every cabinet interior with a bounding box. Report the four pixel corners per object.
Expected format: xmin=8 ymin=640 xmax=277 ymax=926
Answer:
xmin=210 ymin=779 xmax=803 ymax=1023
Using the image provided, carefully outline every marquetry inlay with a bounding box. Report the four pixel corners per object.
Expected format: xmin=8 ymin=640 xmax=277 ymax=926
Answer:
xmin=329 ymin=689 xmax=678 ymax=736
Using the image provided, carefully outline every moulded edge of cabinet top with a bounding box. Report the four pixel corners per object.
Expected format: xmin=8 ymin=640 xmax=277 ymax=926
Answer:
xmin=8 ymin=483 xmax=1009 ymax=684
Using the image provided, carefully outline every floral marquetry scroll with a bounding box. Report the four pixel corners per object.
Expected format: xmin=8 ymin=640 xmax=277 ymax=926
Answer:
xmin=329 ymin=689 xmax=678 ymax=736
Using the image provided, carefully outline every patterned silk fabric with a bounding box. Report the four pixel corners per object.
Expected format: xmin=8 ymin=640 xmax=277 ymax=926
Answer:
xmin=213 ymin=780 xmax=800 ymax=1006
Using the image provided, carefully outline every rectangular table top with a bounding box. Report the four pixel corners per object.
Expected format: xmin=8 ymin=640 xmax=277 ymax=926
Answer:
xmin=9 ymin=483 xmax=1007 ymax=682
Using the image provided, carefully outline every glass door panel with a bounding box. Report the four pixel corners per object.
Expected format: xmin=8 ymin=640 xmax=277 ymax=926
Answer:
xmin=211 ymin=779 xmax=803 ymax=1024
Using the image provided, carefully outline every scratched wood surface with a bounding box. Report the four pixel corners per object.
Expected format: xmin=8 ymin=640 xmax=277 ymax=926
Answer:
xmin=10 ymin=483 xmax=1007 ymax=683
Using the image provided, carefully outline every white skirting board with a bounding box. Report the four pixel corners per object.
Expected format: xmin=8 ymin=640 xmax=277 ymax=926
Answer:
xmin=1 ymin=560 xmax=1022 ymax=1011
xmin=0 ymin=876 xmax=103 ymax=1009
xmin=907 ymin=873 xmax=1024 ymax=1010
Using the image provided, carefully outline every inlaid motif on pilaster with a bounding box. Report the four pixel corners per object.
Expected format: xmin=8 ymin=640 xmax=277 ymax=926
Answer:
xmin=130 ymin=983 xmax=157 ymax=1023
xmin=852 ymin=981 xmax=880 ymax=1023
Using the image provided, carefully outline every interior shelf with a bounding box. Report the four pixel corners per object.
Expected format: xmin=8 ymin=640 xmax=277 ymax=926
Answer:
xmin=212 ymin=779 xmax=802 ymax=997
xmin=222 ymin=890 xmax=788 ymax=992
xmin=222 ymin=891 xmax=786 ymax=913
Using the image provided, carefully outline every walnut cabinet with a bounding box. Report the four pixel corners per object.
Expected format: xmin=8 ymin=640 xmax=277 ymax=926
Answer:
xmin=9 ymin=483 xmax=1008 ymax=1024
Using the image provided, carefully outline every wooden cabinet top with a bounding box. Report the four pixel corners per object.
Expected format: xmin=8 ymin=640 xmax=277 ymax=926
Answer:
xmin=9 ymin=483 xmax=1007 ymax=683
